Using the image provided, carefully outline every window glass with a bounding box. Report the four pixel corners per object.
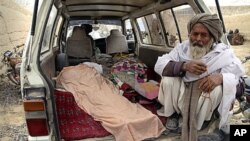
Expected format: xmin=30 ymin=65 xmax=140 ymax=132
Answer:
xmin=90 ymin=24 xmax=121 ymax=40
xmin=67 ymin=20 xmax=122 ymax=40
xmin=199 ymin=0 xmax=218 ymax=15
xmin=136 ymin=17 xmax=150 ymax=44
xmin=173 ymin=5 xmax=196 ymax=41
xmin=53 ymin=16 xmax=63 ymax=47
xmin=124 ymin=19 xmax=134 ymax=40
xmin=160 ymin=5 xmax=195 ymax=47
xmin=41 ymin=5 xmax=57 ymax=52
xmin=160 ymin=9 xmax=178 ymax=47
xmin=136 ymin=14 xmax=164 ymax=46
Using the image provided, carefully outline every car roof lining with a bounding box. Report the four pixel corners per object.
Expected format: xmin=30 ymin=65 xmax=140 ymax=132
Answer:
xmin=55 ymin=0 xmax=194 ymax=20
xmin=57 ymin=0 xmax=158 ymax=18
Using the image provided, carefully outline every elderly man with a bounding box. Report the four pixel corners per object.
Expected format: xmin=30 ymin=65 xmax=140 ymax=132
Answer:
xmin=154 ymin=13 xmax=245 ymax=140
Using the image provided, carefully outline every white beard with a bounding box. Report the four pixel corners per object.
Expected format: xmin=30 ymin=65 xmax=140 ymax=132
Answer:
xmin=189 ymin=38 xmax=214 ymax=59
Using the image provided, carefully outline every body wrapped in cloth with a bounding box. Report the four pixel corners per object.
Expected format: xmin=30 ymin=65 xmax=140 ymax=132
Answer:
xmin=57 ymin=64 xmax=165 ymax=141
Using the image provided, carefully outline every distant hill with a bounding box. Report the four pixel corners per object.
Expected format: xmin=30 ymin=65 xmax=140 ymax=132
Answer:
xmin=209 ymin=6 xmax=250 ymax=41
xmin=210 ymin=6 xmax=250 ymax=15
xmin=224 ymin=13 xmax=250 ymax=41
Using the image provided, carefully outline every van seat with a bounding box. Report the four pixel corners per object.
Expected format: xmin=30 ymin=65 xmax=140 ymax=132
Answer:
xmin=106 ymin=29 xmax=128 ymax=54
xmin=66 ymin=26 xmax=93 ymax=65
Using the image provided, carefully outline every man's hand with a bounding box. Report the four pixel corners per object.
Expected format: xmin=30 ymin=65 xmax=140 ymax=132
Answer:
xmin=199 ymin=73 xmax=223 ymax=93
xmin=182 ymin=60 xmax=207 ymax=75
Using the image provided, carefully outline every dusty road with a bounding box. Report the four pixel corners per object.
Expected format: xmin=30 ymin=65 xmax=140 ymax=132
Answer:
xmin=0 ymin=80 xmax=27 ymax=141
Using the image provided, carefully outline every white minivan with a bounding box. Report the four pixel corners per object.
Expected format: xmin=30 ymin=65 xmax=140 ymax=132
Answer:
xmin=21 ymin=0 xmax=230 ymax=140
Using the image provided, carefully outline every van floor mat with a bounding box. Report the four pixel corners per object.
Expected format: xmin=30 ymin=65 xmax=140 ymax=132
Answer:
xmin=54 ymin=90 xmax=110 ymax=140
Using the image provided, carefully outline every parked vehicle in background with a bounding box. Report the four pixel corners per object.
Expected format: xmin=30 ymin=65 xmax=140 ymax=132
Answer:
xmin=21 ymin=0 xmax=236 ymax=140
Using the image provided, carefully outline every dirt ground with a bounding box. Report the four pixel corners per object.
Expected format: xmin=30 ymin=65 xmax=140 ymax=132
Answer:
xmin=0 ymin=80 xmax=27 ymax=141
xmin=231 ymin=42 xmax=250 ymax=75
xmin=0 ymin=1 xmax=30 ymax=139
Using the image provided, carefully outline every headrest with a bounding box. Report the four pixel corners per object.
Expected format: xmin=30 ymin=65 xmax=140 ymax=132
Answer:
xmin=71 ymin=26 xmax=87 ymax=39
xmin=106 ymin=29 xmax=128 ymax=54
xmin=110 ymin=29 xmax=122 ymax=36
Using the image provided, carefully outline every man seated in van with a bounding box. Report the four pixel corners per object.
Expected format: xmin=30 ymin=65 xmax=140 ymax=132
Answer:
xmin=154 ymin=13 xmax=245 ymax=138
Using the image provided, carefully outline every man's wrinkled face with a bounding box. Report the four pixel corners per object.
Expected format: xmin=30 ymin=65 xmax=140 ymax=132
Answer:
xmin=190 ymin=23 xmax=212 ymax=47
xmin=189 ymin=23 xmax=213 ymax=59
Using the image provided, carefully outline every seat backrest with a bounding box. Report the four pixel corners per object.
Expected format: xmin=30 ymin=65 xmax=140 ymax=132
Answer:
xmin=66 ymin=26 xmax=93 ymax=59
xmin=106 ymin=29 xmax=128 ymax=54
xmin=81 ymin=24 xmax=95 ymax=47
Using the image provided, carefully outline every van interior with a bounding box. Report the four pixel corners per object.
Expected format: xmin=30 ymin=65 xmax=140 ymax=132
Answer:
xmin=23 ymin=0 xmax=227 ymax=140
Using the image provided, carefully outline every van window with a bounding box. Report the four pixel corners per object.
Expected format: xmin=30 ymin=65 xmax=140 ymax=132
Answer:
xmin=41 ymin=5 xmax=57 ymax=52
xmin=53 ymin=16 xmax=63 ymax=47
xmin=90 ymin=24 xmax=121 ymax=40
xmin=136 ymin=14 xmax=164 ymax=46
xmin=67 ymin=20 xmax=122 ymax=40
xmin=173 ymin=5 xmax=196 ymax=41
xmin=199 ymin=0 xmax=219 ymax=15
xmin=124 ymin=19 xmax=134 ymax=41
xmin=160 ymin=5 xmax=195 ymax=47
xmin=160 ymin=9 xmax=178 ymax=47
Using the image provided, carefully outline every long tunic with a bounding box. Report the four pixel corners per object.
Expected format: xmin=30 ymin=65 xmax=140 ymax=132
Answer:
xmin=154 ymin=40 xmax=245 ymax=130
